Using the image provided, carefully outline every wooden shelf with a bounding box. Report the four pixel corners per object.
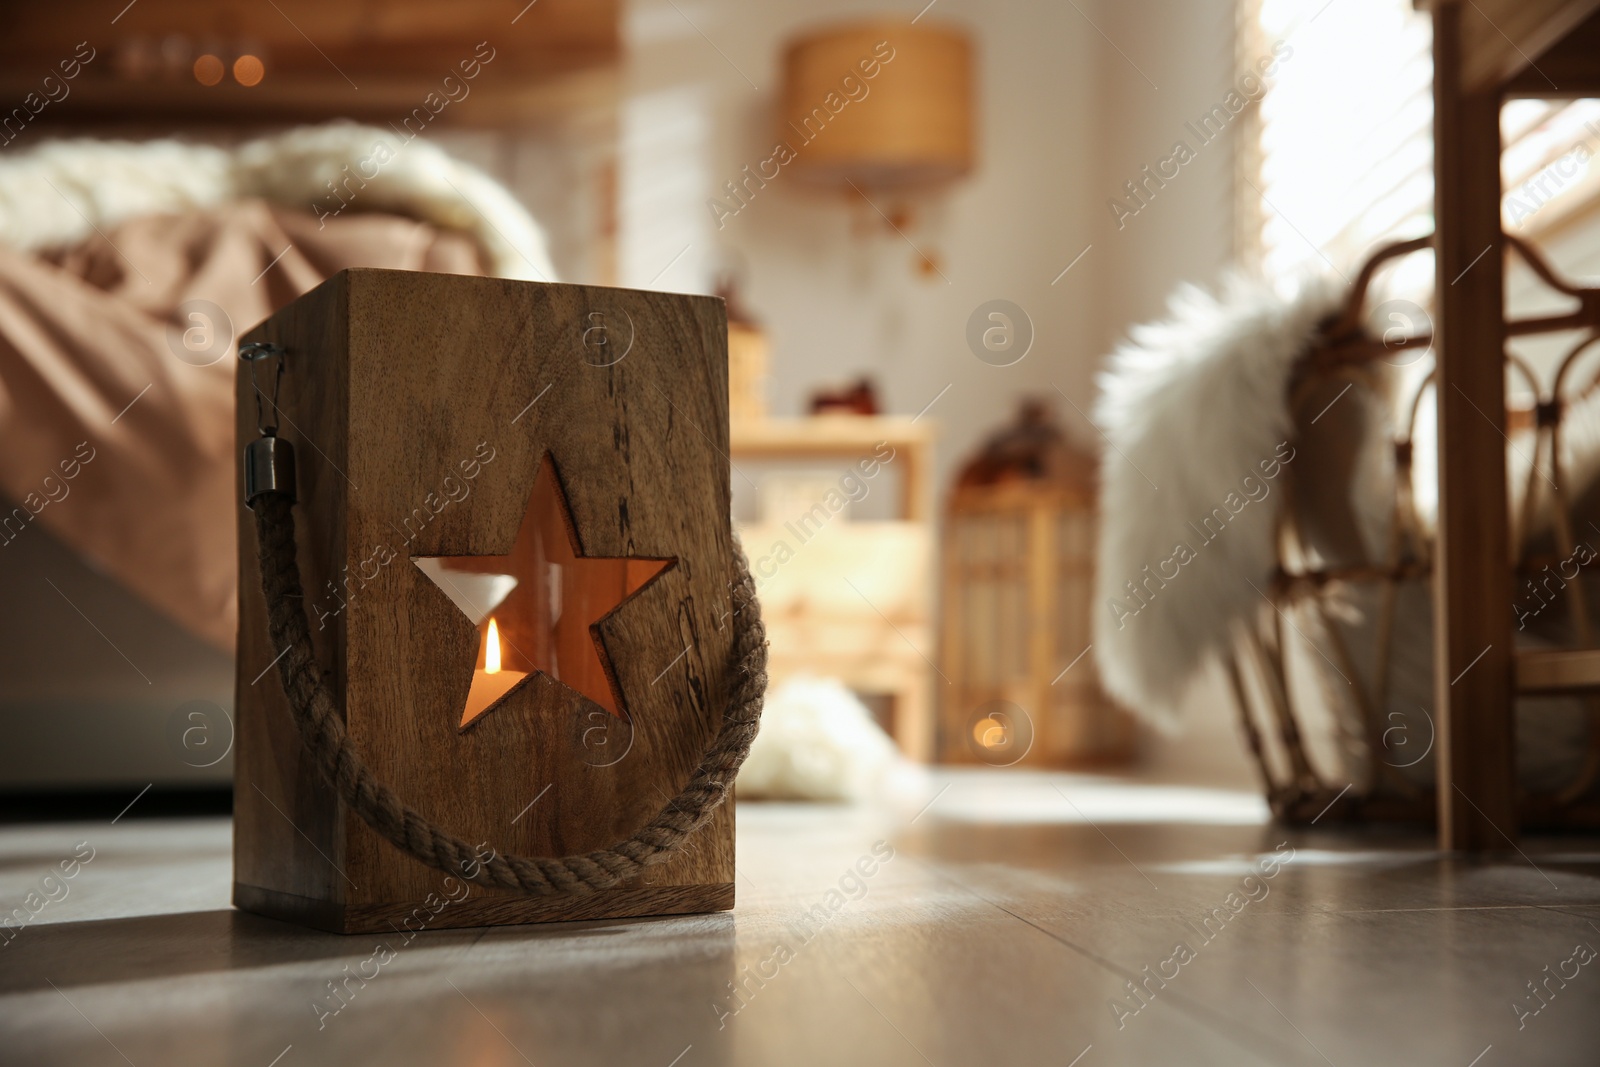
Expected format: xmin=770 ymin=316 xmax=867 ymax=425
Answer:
xmin=731 ymin=415 xmax=932 ymax=451
xmin=730 ymin=415 xmax=939 ymax=759
xmin=730 ymin=415 xmax=936 ymax=522
xmin=1516 ymin=648 xmax=1600 ymax=694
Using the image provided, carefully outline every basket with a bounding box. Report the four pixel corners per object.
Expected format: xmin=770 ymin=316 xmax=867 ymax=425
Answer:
xmin=1234 ymin=235 xmax=1600 ymax=828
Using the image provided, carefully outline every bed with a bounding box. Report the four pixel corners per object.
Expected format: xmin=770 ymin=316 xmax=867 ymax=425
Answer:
xmin=0 ymin=126 xmax=557 ymax=793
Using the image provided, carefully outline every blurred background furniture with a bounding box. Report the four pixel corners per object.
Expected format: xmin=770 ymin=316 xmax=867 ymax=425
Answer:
xmin=1223 ymin=232 xmax=1600 ymax=832
xmin=776 ymin=18 xmax=973 ymax=279
xmin=1427 ymin=0 xmax=1600 ymax=850
xmin=732 ymin=416 xmax=935 ymax=522
xmin=940 ymin=401 xmax=1135 ymax=766
xmin=731 ymin=414 xmax=937 ymax=760
xmin=0 ymin=0 xmax=619 ymax=127
xmin=0 ymin=0 xmax=618 ymax=799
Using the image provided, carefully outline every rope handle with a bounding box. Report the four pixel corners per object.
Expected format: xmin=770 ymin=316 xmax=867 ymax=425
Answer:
xmin=248 ymin=441 xmax=767 ymax=896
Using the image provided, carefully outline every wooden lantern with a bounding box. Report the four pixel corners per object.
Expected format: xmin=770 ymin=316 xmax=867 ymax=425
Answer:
xmin=233 ymin=269 xmax=740 ymax=933
xmin=939 ymin=403 xmax=1136 ymax=766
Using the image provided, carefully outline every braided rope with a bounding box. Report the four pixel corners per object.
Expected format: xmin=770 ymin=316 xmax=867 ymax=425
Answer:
xmin=252 ymin=491 xmax=766 ymax=895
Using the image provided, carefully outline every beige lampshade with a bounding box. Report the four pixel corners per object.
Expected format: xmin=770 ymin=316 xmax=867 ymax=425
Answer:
xmin=778 ymin=20 xmax=974 ymax=189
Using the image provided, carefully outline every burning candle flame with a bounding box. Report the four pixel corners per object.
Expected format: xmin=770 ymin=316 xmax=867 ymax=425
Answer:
xmin=485 ymin=617 xmax=502 ymax=674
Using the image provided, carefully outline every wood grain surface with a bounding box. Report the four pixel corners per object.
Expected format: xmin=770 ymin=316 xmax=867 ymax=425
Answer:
xmin=234 ymin=276 xmax=351 ymax=908
xmin=235 ymin=269 xmax=735 ymax=928
xmin=1430 ymin=5 xmax=1518 ymax=851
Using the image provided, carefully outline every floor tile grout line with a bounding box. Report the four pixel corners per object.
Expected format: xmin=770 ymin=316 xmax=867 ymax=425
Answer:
xmin=1051 ymin=782 xmax=1160 ymax=891
xmin=897 ymin=855 xmax=1304 ymax=1066
xmin=1529 ymin=902 xmax=1600 ymax=924
xmin=1243 ymin=977 xmax=1337 ymax=1067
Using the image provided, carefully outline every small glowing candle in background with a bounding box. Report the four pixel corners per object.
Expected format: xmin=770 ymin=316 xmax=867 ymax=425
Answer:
xmin=462 ymin=616 xmax=527 ymax=728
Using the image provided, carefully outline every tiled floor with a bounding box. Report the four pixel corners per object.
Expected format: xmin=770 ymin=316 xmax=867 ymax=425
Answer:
xmin=3 ymin=770 xmax=1598 ymax=1065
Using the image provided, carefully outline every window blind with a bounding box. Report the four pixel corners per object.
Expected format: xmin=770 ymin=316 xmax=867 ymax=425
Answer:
xmin=1245 ymin=0 xmax=1600 ymax=283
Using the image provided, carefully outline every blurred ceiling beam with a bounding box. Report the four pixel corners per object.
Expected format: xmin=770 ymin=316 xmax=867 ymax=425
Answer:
xmin=0 ymin=0 xmax=620 ymax=126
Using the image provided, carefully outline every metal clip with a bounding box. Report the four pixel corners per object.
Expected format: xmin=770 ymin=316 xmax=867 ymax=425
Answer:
xmin=240 ymin=341 xmax=287 ymax=437
xmin=244 ymin=434 xmax=297 ymax=508
xmin=240 ymin=342 xmax=295 ymax=509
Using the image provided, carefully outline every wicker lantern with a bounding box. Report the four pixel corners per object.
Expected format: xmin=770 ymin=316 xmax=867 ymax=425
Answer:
xmin=718 ymin=277 xmax=768 ymax=422
xmin=940 ymin=401 xmax=1136 ymax=766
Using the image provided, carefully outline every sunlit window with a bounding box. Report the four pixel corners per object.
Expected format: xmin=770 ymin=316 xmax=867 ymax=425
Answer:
xmin=1251 ymin=0 xmax=1434 ymax=284
xmin=1248 ymin=0 xmax=1600 ymax=284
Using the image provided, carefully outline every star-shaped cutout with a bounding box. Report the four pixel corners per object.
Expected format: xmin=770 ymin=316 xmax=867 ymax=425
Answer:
xmin=414 ymin=455 xmax=674 ymax=730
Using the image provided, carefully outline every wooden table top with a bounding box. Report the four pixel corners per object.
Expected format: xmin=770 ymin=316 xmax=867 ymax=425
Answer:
xmin=1430 ymin=0 xmax=1600 ymax=92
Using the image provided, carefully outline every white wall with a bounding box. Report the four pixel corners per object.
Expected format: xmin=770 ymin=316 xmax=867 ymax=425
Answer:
xmin=1087 ymin=0 xmax=1256 ymax=787
xmin=1090 ymin=0 xmax=1238 ymax=351
xmin=622 ymin=0 xmax=1101 ymax=491
xmin=617 ymin=0 xmax=1244 ymax=488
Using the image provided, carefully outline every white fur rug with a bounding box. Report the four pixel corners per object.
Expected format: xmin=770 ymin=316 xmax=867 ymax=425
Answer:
xmin=737 ymin=676 xmax=911 ymax=801
xmin=0 ymin=123 xmax=555 ymax=281
xmin=1093 ymin=273 xmax=1340 ymax=728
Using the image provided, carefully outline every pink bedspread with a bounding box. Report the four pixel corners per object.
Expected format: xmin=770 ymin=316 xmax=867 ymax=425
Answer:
xmin=0 ymin=201 xmax=488 ymax=650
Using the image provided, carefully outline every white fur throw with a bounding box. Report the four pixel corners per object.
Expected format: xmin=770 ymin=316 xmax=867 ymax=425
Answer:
xmin=736 ymin=676 xmax=906 ymax=801
xmin=1093 ymin=274 xmax=1340 ymax=728
xmin=0 ymin=123 xmax=555 ymax=281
